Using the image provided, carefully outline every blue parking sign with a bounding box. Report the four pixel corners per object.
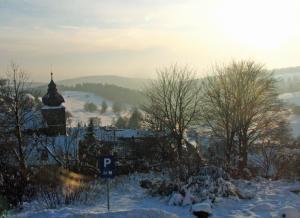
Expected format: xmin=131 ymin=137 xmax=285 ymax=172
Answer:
xmin=99 ymin=156 xmax=115 ymax=178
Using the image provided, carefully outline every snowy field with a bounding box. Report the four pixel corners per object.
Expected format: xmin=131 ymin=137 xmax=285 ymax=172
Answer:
xmin=279 ymin=91 xmax=300 ymax=137
xmin=9 ymin=174 xmax=300 ymax=218
xmin=62 ymin=90 xmax=300 ymax=137
xmin=62 ymin=91 xmax=123 ymax=127
xmin=60 ymin=90 xmax=300 ymax=137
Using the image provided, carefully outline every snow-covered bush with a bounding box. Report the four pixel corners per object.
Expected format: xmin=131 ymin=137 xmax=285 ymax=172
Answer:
xmin=168 ymin=193 xmax=183 ymax=206
xmin=168 ymin=187 xmax=197 ymax=206
xmin=146 ymin=180 xmax=180 ymax=197
xmin=186 ymin=166 xmax=254 ymax=201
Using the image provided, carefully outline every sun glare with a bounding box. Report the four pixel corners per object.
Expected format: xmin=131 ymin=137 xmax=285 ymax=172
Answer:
xmin=218 ymin=0 xmax=298 ymax=49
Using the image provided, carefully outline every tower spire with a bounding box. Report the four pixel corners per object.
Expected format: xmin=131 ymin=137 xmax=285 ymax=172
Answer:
xmin=50 ymin=64 xmax=53 ymax=80
xmin=42 ymin=70 xmax=64 ymax=107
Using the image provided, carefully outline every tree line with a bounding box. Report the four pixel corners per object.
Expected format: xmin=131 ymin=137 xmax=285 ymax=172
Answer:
xmin=60 ymin=83 xmax=145 ymax=106
xmin=143 ymin=61 xmax=293 ymax=178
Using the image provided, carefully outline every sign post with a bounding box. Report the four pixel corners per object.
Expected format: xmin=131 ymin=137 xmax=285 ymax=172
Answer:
xmin=99 ymin=156 xmax=115 ymax=212
xmin=107 ymin=178 xmax=110 ymax=211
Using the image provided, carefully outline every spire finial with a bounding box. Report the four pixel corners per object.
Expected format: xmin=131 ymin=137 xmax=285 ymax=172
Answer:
xmin=50 ymin=64 xmax=53 ymax=80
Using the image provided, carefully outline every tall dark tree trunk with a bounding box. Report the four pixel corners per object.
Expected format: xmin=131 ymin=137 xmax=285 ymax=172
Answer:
xmin=239 ymin=134 xmax=248 ymax=171
xmin=15 ymin=109 xmax=26 ymax=171
xmin=177 ymin=137 xmax=183 ymax=161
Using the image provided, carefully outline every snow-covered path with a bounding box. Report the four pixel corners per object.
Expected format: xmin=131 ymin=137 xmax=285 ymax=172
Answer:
xmin=9 ymin=177 xmax=300 ymax=218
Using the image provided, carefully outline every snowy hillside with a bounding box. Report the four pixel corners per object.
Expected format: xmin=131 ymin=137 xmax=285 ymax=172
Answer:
xmin=61 ymin=90 xmax=300 ymax=137
xmin=62 ymin=91 xmax=123 ymax=126
xmin=274 ymin=70 xmax=300 ymax=82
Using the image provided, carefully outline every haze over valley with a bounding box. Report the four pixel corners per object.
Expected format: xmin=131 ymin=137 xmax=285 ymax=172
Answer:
xmin=1 ymin=1 xmax=300 ymax=218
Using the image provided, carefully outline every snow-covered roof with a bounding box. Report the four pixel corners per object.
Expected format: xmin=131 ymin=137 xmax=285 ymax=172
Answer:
xmin=42 ymin=105 xmax=65 ymax=110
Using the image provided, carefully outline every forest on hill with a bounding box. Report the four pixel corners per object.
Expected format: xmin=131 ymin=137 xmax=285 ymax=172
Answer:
xmin=60 ymin=83 xmax=145 ymax=106
xmin=57 ymin=75 xmax=149 ymax=90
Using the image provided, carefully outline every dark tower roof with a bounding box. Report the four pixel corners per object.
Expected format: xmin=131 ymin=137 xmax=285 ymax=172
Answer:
xmin=42 ymin=73 xmax=65 ymax=106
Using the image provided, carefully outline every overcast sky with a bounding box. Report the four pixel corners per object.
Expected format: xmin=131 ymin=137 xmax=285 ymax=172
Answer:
xmin=1 ymin=0 xmax=300 ymax=82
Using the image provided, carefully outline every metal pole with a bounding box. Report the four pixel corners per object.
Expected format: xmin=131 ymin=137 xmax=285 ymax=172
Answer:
xmin=107 ymin=178 xmax=110 ymax=212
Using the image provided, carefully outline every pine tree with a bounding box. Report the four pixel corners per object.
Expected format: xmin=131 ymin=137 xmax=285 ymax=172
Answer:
xmin=100 ymin=101 xmax=108 ymax=114
xmin=84 ymin=119 xmax=96 ymax=141
xmin=78 ymin=118 xmax=99 ymax=166
xmin=128 ymin=108 xmax=142 ymax=129
xmin=115 ymin=116 xmax=128 ymax=128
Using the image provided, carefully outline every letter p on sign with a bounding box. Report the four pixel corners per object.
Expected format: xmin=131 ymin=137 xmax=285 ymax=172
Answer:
xmin=99 ymin=156 xmax=115 ymax=178
xmin=104 ymin=158 xmax=111 ymax=168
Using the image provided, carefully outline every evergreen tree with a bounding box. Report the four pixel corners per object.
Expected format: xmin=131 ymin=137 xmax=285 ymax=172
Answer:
xmin=84 ymin=102 xmax=97 ymax=112
xmin=128 ymin=108 xmax=143 ymax=129
xmin=115 ymin=116 xmax=128 ymax=128
xmin=90 ymin=117 xmax=101 ymax=127
xmin=100 ymin=100 xmax=108 ymax=114
xmin=78 ymin=118 xmax=99 ymax=166
xmin=84 ymin=119 xmax=96 ymax=141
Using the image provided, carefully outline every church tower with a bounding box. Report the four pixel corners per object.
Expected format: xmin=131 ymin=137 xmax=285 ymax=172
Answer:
xmin=41 ymin=73 xmax=66 ymax=136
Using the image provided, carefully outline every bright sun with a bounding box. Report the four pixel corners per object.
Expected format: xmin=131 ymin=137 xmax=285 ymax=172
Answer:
xmin=218 ymin=0 xmax=298 ymax=49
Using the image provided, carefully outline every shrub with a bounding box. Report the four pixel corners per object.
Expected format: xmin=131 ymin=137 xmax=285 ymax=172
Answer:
xmin=84 ymin=102 xmax=97 ymax=112
xmin=0 ymin=164 xmax=27 ymax=208
xmin=37 ymin=181 xmax=104 ymax=209
xmin=274 ymin=148 xmax=300 ymax=179
xmin=0 ymin=195 xmax=9 ymax=217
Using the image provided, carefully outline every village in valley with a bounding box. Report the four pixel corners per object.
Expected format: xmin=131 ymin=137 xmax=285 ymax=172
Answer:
xmin=0 ymin=63 xmax=299 ymax=218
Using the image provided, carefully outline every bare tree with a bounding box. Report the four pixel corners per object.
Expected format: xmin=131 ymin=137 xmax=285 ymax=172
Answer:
xmin=0 ymin=63 xmax=37 ymax=170
xmin=201 ymin=60 xmax=287 ymax=171
xmin=143 ymin=65 xmax=202 ymax=161
xmin=0 ymin=63 xmax=41 ymax=207
xmin=200 ymin=67 xmax=238 ymax=168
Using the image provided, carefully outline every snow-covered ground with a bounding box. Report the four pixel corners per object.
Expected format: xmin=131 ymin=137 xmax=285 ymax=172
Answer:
xmin=62 ymin=91 xmax=127 ymax=127
xmin=279 ymin=91 xmax=300 ymax=137
xmin=9 ymin=174 xmax=300 ymax=218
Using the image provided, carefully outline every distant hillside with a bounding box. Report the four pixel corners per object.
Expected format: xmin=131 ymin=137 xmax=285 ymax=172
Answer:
xmin=57 ymin=75 xmax=150 ymax=91
xmin=272 ymin=66 xmax=300 ymax=94
xmin=35 ymin=82 xmax=145 ymax=106
xmin=60 ymin=83 xmax=145 ymax=106
xmin=273 ymin=66 xmax=300 ymax=74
